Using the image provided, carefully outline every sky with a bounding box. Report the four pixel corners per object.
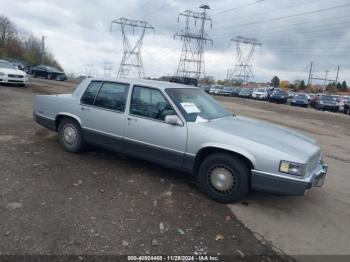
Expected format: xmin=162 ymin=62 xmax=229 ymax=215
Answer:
xmin=1 ymin=0 xmax=349 ymax=83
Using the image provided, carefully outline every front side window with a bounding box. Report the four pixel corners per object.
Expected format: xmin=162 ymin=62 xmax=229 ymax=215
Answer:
xmin=80 ymin=81 xmax=103 ymax=105
xmin=94 ymin=82 xmax=129 ymax=112
xmin=166 ymin=88 xmax=231 ymax=122
xmin=130 ymin=86 xmax=176 ymax=121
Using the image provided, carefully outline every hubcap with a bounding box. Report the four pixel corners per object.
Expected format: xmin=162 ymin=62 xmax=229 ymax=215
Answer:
xmin=208 ymin=165 xmax=236 ymax=194
xmin=63 ymin=125 xmax=77 ymax=145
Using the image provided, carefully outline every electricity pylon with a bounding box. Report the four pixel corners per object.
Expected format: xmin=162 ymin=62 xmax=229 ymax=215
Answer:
xmin=227 ymin=36 xmax=261 ymax=86
xmin=174 ymin=5 xmax=213 ymax=81
xmin=111 ymin=17 xmax=155 ymax=78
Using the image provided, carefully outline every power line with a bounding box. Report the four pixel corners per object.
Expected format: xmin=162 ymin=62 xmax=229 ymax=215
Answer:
xmin=141 ymin=2 xmax=170 ymax=19
xmin=222 ymin=19 xmax=350 ymax=37
xmin=212 ymin=0 xmax=264 ymax=16
xmin=214 ymin=2 xmax=350 ymax=31
xmin=215 ymin=0 xmax=321 ymax=25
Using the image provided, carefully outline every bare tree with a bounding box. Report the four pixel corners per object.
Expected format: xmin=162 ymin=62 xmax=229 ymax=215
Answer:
xmin=0 ymin=15 xmax=17 ymax=47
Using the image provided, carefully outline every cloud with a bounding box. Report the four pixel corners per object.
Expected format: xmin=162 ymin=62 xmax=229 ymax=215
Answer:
xmin=0 ymin=0 xmax=349 ymax=83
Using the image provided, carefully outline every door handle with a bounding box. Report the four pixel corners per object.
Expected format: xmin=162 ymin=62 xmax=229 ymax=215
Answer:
xmin=127 ymin=117 xmax=137 ymax=121
xmin=81 ymin=107 xmax=90 ymax=111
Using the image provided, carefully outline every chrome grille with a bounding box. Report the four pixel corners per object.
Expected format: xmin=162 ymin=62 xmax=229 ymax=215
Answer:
xmin=8 ymin=74 xmax=24 ymax=78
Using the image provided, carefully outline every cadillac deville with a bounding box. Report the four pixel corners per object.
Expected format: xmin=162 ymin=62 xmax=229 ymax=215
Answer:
xmin=33 ymin=78 xmax=328 ymax=203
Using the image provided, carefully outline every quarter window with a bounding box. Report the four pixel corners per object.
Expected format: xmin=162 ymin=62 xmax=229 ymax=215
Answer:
xmin=81 ymin=81 xmax=103 ymax=105
xmin=94 ymin=82 xmax=129 ymax=112
xmin=130 ymin=86 xmax=176 ymax=121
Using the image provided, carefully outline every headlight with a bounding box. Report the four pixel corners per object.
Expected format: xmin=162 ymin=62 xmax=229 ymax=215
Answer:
xmin=0 ymin=72 xmax=6 ymax=76
xmin=279 ymin=161 xmax=307 ymax=176
xmin=319 ymin=101 xmax=324 ymax=105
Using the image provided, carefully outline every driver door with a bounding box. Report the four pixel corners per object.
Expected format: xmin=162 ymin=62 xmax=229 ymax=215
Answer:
xmin=123 ymin=85 xmax=187 ymax=169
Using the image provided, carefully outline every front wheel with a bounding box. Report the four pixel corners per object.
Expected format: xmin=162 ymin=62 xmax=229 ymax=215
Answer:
xmin=198 ymin=153 xmax=249 ymax=203
xmin=58 ymin=118 xmax=84 ymax=153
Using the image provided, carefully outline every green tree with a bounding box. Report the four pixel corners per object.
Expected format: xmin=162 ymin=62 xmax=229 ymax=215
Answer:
xmin=289 ymin=83 xmax=296 ymax=91
xmin=341 ymin=81 xmax=347 ymax=91
xmin=271 ymin=76 xmax=280 ymax=87
xmin=299 ymin=80 xmax=306 ymax=90
xmin=336 ymin=82 xmax=342 ymax=90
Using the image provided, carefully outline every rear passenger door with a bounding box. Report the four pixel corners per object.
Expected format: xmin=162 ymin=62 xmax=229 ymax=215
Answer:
xmin=79 ymin=81 xmax=130 ymax=152
xmin=123 ymin=85 xmax=187 ymax=169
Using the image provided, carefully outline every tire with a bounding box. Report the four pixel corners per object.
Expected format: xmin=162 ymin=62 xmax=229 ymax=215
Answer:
xmin=198 ymin=153 xmax=249 ymax=203
xmin=47 ymin=74 xmax=52 ymax=80
xmin=58 ymin=118 xmax=84 ymax=153
xmin=32 ymin=72 xmax=37 ymax=78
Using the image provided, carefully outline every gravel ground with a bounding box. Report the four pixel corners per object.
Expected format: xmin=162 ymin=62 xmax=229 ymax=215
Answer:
xmin=0 ymin=79 xmax=288 ymax=261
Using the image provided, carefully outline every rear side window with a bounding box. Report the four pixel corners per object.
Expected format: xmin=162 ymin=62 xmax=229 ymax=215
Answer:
xmin=94 ymin=82 xmax=129 ymax=112
xmin=81 ymin=81 xmax=103 ymax=105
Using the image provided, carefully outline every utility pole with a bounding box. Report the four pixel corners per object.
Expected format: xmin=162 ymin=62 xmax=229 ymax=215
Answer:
xmin=111 ymin=18 xmax=155 ymax=78
xmin=174 ymin=5 xmax=213 ymax=81
xmin=335 ymin=65 xmax=340 ymax=84
xmin=41 ymin=36 xmax=45 ymax=65
xmin=323 ymin=70 xmax=329 ymax=88
xmin=307 ymin=61 xmax=313 ymax=86
xmin=307 ymin=62 xmax=338 ymax=91
xmin=227 ymin=36 xmax=261 ymax=87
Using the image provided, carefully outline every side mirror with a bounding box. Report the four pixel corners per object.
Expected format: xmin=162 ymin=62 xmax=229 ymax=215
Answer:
xmin=165 ymin=115 xmax=183 ymax=126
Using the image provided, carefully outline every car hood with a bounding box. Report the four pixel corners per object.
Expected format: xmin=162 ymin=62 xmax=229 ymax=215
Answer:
xmin=202 ymin=116 xmax=319 ymax=162
xmin=0 ymin=68 xmax=26 ymax=75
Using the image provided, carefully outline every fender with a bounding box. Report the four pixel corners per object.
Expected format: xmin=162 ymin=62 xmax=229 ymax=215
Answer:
xmin=56 ymin=112 xmax=83 ymax=127
xmin=196 ymin=142 xmax=256 ymax=167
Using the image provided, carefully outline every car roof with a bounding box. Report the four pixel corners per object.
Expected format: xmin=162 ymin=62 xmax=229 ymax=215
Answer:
xmin=91 ymin=77 xmax=199 ymax=90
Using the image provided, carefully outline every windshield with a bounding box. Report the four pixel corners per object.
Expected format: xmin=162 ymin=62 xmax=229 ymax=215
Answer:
xmin=0 ymin=61 xmax=16 ymax=69
xmin=256 ymin=88 xmax=266 ymax=92
xmin=322 ymin=95 xmax=336 ymax=101
xmin=166 ymin=88 xmax=231 ymax=122
xmin=240 ymin=89 xmax=252 ymax=94
xmin=295 ymin=94 xmax=307 ymax=99
xmin=46 ymin=66 xmax=61 ymax=72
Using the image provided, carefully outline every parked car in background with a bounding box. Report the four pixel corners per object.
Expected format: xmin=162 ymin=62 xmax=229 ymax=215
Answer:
xmin=316 ymin=95 xmax=339 ymax=112
xmin=231 ymin=87 xmax=241 ymax=97
xmin=338 ymin=96 xmax=348 ymax=113
xmin=309 ymin=94 xmax=320 ymax=108
xmin=269 ymin=89 xmax=288 ymax=104
xmin=252 ymin=88 xmax=268 ymax=100
xmin=209 ymin=85 xmax=223 ymax=95
xmin=31 ymin=65 xmax=67 ymax=81
xmin=238 ymin=88 xmax=253 ymax=98
xmin=291 ymin=93 xmax=309 ymax=108
xmin=0 ymin=60 xmax=29 ymax=87
xmin=342 ymin=97 xmax=350 ymax=115
xmin=11 ymin=62 xmax=25 ymax=71
xmin=219 ymin=86 xmax=234 ymax=96
xmin=33 ymin=78 xmax=327 ymax=203
xmin=199 ymin=85 xmax=210 ymax=93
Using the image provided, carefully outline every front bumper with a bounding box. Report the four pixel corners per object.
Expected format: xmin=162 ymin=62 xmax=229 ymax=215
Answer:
xmin=319 ymin=104 xmax=339 ymax=111
xmin=251 ymin=163 xmax=328 ymax=195
xmin=0 ymin=75 xmax=29 ymax=84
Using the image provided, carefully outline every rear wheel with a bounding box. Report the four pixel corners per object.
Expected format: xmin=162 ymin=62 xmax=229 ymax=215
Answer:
xmin=198 ymin=153 xmax=249 ymax=203
xmin=58 ymin=118 xmax=84 ymax=153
